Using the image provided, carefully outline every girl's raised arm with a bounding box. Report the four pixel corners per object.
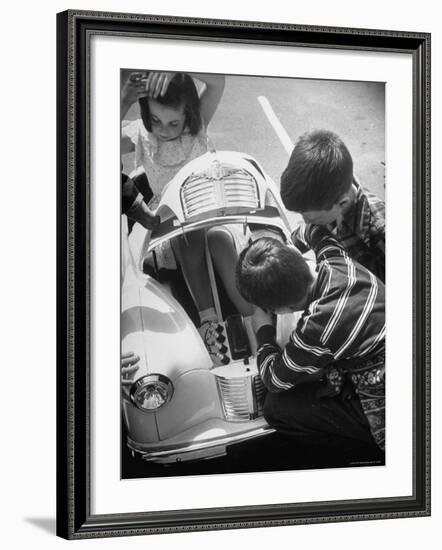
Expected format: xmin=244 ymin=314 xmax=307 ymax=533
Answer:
xmin=121 ymin=71 xmax=149 ymax=119
xmin=192 ymin=73 xmax=226 ymax=127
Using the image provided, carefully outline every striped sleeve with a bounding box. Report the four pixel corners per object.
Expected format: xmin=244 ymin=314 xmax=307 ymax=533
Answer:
xmin=256 ymin=326 xmax=333 ymax=393
xmin=256 ymin=241 xmax=385 ymax=393
xmin=290 ymin=224 xmax=310 ymax=254
xmin=301 ymin=254 xmax=384 ymax=360
xmin=292 ymin=224 xmax=348 ymax=261
xmin=303 ymin=225 xmax=346 ymax=261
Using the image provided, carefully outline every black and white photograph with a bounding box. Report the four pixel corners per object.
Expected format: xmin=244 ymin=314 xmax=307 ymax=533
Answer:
xmin=2 ymin=0 xmax=439 ymax=546
xmin=120 ymin=70 xmax=386 ymax=479
xmin=53 ymin=8 xmax=430 ymax=540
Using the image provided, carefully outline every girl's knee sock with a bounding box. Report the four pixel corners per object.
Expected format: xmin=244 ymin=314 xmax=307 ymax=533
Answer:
xmin=198 ymin=307 xmax=218 ymax=325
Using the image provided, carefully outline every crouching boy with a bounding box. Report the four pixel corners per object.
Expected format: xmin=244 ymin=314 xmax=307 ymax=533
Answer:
xmin=281 ymin=129 xmax=385 ymax=282
xmin=236 ymin=227 xmax=385 ymax=452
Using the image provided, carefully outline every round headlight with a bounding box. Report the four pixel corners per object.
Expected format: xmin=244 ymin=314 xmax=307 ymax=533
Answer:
xmin=130 ymin=374 xmax=174 ymax=411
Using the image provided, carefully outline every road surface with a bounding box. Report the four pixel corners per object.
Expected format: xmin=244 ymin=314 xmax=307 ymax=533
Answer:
xmin=123 ymin=72 xmax=385 ymax=231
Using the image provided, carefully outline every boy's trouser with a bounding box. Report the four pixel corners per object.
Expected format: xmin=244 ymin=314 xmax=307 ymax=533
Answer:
xmin=263 ymin=380 xmax=378 ymax=448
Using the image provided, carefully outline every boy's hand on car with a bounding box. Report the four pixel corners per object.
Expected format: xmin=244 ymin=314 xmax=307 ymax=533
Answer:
xmin=251 ymin=307 xmax=273 ymax=333
xmin=121 ymin=352 xmax=140 ymax=386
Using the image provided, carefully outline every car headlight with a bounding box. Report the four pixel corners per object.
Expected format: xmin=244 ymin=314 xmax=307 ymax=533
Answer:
xmin=129 ymin=374 xmax=174 ymax=411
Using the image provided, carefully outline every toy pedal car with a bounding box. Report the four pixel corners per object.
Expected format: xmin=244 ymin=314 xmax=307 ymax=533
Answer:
xmin=121 ymin=151 xmax=295 ymax=464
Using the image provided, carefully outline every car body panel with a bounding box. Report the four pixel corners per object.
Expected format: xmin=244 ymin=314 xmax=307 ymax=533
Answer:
xmin=122 ymin=151 xmax=295 ymax=463
xmin=156 ymin=370 xmax=223 ymax=440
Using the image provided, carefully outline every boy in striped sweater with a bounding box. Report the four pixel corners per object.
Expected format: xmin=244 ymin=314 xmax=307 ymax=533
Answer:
xmin=236 ymin=227 xmax=385 ymax=451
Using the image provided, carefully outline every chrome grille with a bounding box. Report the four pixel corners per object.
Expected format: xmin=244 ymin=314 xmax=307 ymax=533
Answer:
xmin=181 ymin=164 xmax=259 ymax=220
xmin=252 ymin=375 xmax=266 ymax=415
xmin=180 ymin=178 xmax=218 ymax=219
xmin=223 ymin=174 xmax=259 ymax=208
xmin=213 ymin=362 xmax=266 ymax=422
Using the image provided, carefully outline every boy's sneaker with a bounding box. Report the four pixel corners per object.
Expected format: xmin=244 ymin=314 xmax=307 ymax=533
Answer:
xmin=198 ymin=320 xmax=230 ymax=366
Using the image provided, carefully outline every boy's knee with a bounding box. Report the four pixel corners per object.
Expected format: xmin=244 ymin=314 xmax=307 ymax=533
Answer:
xmin=263 ymin=391 xmax=298 ymax=427
xmin=263 ymin=386 xmax=321 ymax=431
xmin=263 ymin=392 xmax=278 ymax=426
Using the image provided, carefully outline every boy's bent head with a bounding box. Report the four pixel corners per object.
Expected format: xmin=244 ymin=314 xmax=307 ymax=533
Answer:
xmin=280 ymin=130 xmax=354 ymax=222
xmin=236 ymin=238 xmax=313 ymax=312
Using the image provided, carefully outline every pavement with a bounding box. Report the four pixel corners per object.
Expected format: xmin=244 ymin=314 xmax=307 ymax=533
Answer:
xmin=122 ymin=73 xmax=385 ymax=230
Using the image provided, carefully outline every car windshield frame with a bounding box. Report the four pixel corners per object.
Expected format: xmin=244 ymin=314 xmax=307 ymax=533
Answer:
xmin=147 ymin=209 xmax=292 ymax=253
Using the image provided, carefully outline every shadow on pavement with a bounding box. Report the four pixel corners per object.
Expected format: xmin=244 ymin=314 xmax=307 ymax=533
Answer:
xmin=122 ymin=429 xmax=384 ymax=479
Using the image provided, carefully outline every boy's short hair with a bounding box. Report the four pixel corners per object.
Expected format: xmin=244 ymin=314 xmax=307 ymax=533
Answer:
xmin=280 ymin=129 xmax=353 ymax=212
xmin=139 ymin=73 xmax=202 ymax=135
xmin=236 ymin=238 xmax=312 ymax=311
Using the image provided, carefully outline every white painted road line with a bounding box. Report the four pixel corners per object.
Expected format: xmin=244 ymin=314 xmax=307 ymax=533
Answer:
xmin=257 ymin=96 xmax=294 ymax=155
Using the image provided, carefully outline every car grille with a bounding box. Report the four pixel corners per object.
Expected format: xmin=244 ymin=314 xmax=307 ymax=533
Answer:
xmin=180 ymin=163 xmax=259 ymax=220
xmin=213 ymin=362 xmax=266 ymax=422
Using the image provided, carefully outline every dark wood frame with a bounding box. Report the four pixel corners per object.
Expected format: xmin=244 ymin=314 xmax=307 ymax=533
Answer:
xmin=56 ymin=9 xmax=431 ymax=539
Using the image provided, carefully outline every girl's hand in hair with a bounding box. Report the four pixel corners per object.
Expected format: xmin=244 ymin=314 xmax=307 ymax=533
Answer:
xmin=145 ymin=72 xmax=177 ymax=99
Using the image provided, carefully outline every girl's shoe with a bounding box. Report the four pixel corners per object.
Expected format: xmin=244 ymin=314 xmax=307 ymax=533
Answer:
xmin=198 ymin=320 xmax=230 ymax=366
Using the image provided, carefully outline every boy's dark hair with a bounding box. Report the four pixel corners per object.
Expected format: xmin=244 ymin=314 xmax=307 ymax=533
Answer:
xmin=280 ymin=129 xmax=353 ymax=212
xmin=236 ymin=238 xmax=312 ymax=311
xmin=139 ymin=73 xmax=202 ymax=135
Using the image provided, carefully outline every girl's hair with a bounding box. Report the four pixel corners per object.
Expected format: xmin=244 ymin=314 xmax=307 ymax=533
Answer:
xmin=236 ymin=238 xmax=313 ymax=311
xmin=139 ymin=73 xmax=202 ymax=135
xmin=280 ymin=129 xmax=353 ymax=212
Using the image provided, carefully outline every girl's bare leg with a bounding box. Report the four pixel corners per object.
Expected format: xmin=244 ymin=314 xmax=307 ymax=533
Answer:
xmin=207 ymin=227 xmax=254 ymax=317
xmin=172 ymin=230 xmax=229 ymax=365
xmin=207 ymin=227 xmax=257 ymax=353
xmin=171 ymin=230 xmax=213 ymax=313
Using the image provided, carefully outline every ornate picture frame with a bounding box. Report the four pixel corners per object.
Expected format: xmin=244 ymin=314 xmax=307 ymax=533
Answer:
xmin=56 ymin=10 xmax=430 ymax=539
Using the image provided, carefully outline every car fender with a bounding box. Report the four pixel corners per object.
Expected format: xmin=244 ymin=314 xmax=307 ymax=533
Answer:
xmin=121 ymin=245 xmax=224 ymax=442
